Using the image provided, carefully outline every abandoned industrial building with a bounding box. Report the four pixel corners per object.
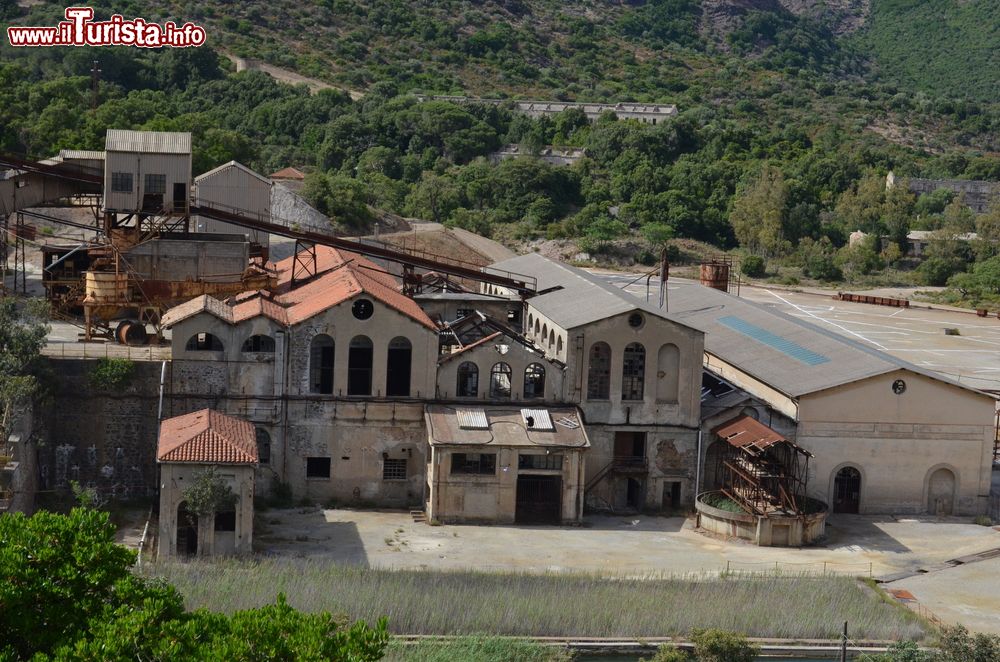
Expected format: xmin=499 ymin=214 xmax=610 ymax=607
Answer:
xmin=1 ymin=129 xmax=997 ymax=557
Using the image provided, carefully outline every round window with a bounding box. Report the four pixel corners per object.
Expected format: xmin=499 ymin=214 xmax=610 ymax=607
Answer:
xmin=628 ymin=312 xmax=644 ymax=329
xmin=352 ymin=299 xmax=374 ymax=320
xmin=892 ymin=379 xmax=906 ymax=395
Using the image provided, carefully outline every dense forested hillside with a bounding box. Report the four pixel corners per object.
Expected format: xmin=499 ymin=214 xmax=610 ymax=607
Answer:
xmin=1 ymin=1 xmax=999 ymax=297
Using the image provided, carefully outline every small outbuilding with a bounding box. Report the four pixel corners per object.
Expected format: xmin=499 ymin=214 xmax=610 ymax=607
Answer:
xmin=156 ymin=409 xmax=257 ymax=558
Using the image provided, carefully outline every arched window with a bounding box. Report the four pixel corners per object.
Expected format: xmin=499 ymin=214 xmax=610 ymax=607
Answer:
xmin=348 ymin=336 xmax=373 ymax=396
xmin=534 ymin=319 xmax=541 ymax=336
xmin=386 ymin=336 xmax=412 ymax=397
xmin=256 ymin=427 xmax=271 ymax=465
xmin=655 ymin=343 xmax=680 ymax=403
xmin=185 ymin=332 xmax=223 ymax=352
xmin=309 ymin=334 xmax=334 ymax=394
xmin=527 ymin=312 xmax=533 ymax=328
xmin=587 ymin=342 xmax=611 ymax=400
xmin=556 ymin=336 xmax=563 ymax=355
xmin=490 ymin=362 xmax=512 ymax=399
xmin=622 ymin=343 xmax=646 ymax=400
xmin=548 ymin=329 xmax=555 ymax=349
xmin=523 ymin=363 xmax=545 ymax=399
xmin=242 ymin=334 xmax=275 ymax=353
xmin=457 ymin=362 xmax=479 ymax=397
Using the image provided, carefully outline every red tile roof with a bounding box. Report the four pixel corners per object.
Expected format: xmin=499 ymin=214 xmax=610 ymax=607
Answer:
xmin=157 ymin=409 xmax=258 ymax=464
xmin=162 ymin=246 xmax=437 ymax=331
xmin=269 ymin=166 xmax=306 ymax=180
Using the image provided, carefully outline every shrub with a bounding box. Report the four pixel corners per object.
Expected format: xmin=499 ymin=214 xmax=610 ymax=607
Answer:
xmin=918 ymin=257 xmax=964 ymax=286
xmin=741 ymin=255 xmax=766 ymax=278
xmin=643 ymin=644 xmax=690 ymax=661
xmin=88 ymin=358 xmax=135 ymax=391
xmin=974 ymin=515 xmax=993 ymax=527
xmin=690 ymin=629 xmax=759 ymax=662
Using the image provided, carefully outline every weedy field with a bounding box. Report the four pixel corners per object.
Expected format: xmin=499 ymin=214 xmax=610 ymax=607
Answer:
xmin=145 ymin=559 xmax=926 ymax=640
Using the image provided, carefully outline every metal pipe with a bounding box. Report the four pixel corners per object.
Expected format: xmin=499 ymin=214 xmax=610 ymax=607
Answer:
xmin=694 ymin=428 xmax=703 ymax=499
xmin=156 ymin=360 xmax=167 ymax=422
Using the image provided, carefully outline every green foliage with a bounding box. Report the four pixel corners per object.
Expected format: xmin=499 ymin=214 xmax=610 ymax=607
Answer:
xmin=0 ymin=298 xmax=49 ymax=451
xmin=642 ymin=644 xmax=690 ymax=662
xmin=689 ymin=628 xmax=759 ymax=662
xmin=87 ymin=358 xmax=135 ymax=391
xmin=0 ymin=508 xmax=389 ymax=661
xmin=730 ymin=164 xmax=788 ymax=258
xmin=384 ymin=635 xmax=567 ymax=662
xmin=860 ymin=625 xmax=1000 ymax=661
xmin=740 ymin=255 xmax=766 ymax=278
xmin=948 ymin=256 xmax=1000 ymax=298
xmin=919 ymin=257 xmax=965 ymax=287
xmin=182 ymin=467 xmax=238 ymax=518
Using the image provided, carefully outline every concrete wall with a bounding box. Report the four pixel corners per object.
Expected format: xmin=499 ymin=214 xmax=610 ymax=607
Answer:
xmin=426 ymin=445 xmax=585 ymax=524
xmin=797 ymin=369 xmax=995 ymax=516
xmin=157 ymin=462 xmax=255 ymax=557
xmin=436 ymin=336 xmax=564 ymax=401
xmin=124 ymin=236 xmax=248 ymax=282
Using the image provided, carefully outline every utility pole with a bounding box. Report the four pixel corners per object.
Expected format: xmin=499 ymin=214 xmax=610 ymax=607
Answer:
xmin=90 ymin=60 xmax=101 ymax=110
xmin=840 ymin=621 xmax=848 ymax=662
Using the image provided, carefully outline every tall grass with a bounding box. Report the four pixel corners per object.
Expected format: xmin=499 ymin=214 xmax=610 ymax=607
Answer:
xmin=382 ymin=636 xmax=565 ymax=662
xmin=144 ymin=559 xmax=926 ymax=641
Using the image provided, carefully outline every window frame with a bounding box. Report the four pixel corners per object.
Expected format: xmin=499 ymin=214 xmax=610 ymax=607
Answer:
xmin=622 ymin=342 xmax=646 ymax=401
xmin=450 ymin=452 xmax=497 ymax=476
xmin=144 ymin=173 xmax=166 ymax=195
xmin=456 ymin=361 xmax=479 ymax=397
xmin=382 ymin=458 xmax=407 ymax=481
xmin=490 ymin=362 xmax=512 ymax=399
xmin=111 ymin=172 xmax=133 ymax=193
xmin=305 ymin=456 xmax=331 ymax=479
xmin=587 ymin=342 xmax=611 ymax=400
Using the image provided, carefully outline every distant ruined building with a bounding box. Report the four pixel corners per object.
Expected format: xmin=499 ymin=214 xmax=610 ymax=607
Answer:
xmin=420 ymin=96 xmax=678 ymax=125
xmin=887 ymin=171 xmax=1000 ymax=215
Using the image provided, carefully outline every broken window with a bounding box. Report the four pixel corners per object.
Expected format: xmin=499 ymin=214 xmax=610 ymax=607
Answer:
xmin=309 ymin=334 xmax=334 ymax=394
xmin=386 ymin=336 xmax=412 ymax=397
xmin=306 ymin=457 xmax=331 ymax=478
xmin=111 ymin=172 xmax=132 ymax=193
xmin=348 ymin=336 xmax=373 ymax=396
xmin=587 ymin=342 xmax=611 ymax=400
xmin=622 ymin=342 xmax=646 ymax=401
xmin=144 ymin=173 xmax=166 ymax=194
xmin=383 ymin=458 xmax=407 ymax=480
xmin=185 ymin=332 xmax=223 ymax=352
xmin=451 ymin=453 xmax=496 ymax=475
xmin=256 ymin=428 xmax=271 ymax=465
xmin=214 ymin=510 xmax=236 ymax=532
xmin=523 ymin=363 xmax=545 ymax=399
xmin=242 ymin=335 xmax=275 ymax=353
xmin=490 ymin=362 xmax=512 ymax=399
xmin=456 ymin=361 xmax=479 ymax=397
xmin=518 ymin=454 xmax=562 ymax=470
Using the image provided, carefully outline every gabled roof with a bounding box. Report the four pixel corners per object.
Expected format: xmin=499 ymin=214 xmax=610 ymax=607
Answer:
xmin=162 ymin=246 xmax=436 ymax=331
xmin=106 ymin=129 xmax=191 ymax=154
xmin=157 ymin=409 xmax=257 ymax=464
xmin=196 ymin=160 xmax=271 ymax=186
xmin=270 ymin=166 xmax=306 ymax=180
xmin=489 ymin=253 xmax=700 ymax=332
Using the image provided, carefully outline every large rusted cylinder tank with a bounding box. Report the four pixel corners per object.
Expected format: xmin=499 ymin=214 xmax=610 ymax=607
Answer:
xmin=700 ymin=261 xmax=730 ymax=292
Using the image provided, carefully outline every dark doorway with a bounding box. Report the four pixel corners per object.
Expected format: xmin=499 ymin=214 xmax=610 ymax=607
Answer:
xmin=626 ymin=478 xmax=644 ymax=510
xmin=516 ymin=475 xmax=562 ymax=524
xmin=386 ymin=337 xmax=412 ymax=396
xmin=176 ymin=501 xmax=198 ymax=556
xmin=141 ymin=193 xmax=163 ymax=213
xmin=614 ymin=431 xmax=646 ymax=465
xmin=173 ymin=182 xmax=187 ymax=211
xmin=348 ymin=336 xmax=373 ymax=395
xmin=662 ymin=481 xmax=681 ymax=512
xmin=833 ymin=467 xmax=861 ymax=514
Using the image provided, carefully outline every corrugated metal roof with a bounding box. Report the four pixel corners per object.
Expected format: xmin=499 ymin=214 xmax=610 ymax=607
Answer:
xmin=426 ymin=405 xmax=590 ymax=448
xmin=59 ymin=149 xmax=105 ymax=161
xmin=105 ymin=129 xmax=191 ymax=154
xmin=666 ymin=280 xmax=988 ymax=399
xmin=713 ymin=415 xmax=788 ymax=450
xmin=521 ymin=408 xmax=553 ymax=431
xmin=456 ymin=408 xmax=489 ymax=430
xmin=489 ymin=253 xmax=699 ymax=332
xmin=195 ymin=160 xmax=271 ymax=185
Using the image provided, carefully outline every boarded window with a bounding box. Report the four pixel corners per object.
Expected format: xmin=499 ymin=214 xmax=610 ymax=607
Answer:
xmin=451 ymin=453 xmax=496 ymax=475
xmin=111 ymin=172 xmax=132 ymax=192
xmin=386 ymin=336 xmax=412 ymax=397
xmin=457 ymin=361 xmax=478 ymax=397
xmin=306 ymin=457 xmax=331 ymax=478
xmin=587 ymin=342 xmax=611 ymax=399
xmin=655 ymin=343 xmax=680 ymax=403
xmin=144 ymin=173 xmax=166 ymax=194
xmin=348 ymin=336 xmax=373 ymax=396
xmin=309 ymin=334 xmax=334 ymax=394
xmin=242 ymin=335 xmax=275 ymax=353
xmin=490 ymin=362 xmax=512 ymax=399
xmin=256 ymin=428 xmax=271 ymax=465
xmin=383 ymin=458 xmax=407 ymax=480
xmin=523 ymin=363 xmax=545 ymax=399
xmin=185 ymin=332 xmax=223 ymax=352
xmin=622 ymin=343 xmax=646 ymax=400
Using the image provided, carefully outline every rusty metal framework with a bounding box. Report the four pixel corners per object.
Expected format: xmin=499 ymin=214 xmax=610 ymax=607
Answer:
xmin=713 ymin=416 xmax=812 ymax=517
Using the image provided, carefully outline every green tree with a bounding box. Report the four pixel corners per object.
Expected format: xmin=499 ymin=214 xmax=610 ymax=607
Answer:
xmin=973 ymin=196 xmax=1000 ymax=260
xmin=729 ymin=163 xmax=788 ymax=257
xmin=182 ymin=467 xmax=238 ymax=519
xmin=799 ymin=237 xmax=843 ymax=281
xmin=834 ymin=174 xmax=885 ymax=235
xmin=405 ymin=171 xmax=461 ymax=223
xmin=0 ymin=298 xmax=49 ymax=450
xmin=882 ymin=182 xmax=915 ymax=249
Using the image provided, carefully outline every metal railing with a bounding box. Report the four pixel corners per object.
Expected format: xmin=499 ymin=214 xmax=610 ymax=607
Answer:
xmin=42 ymin=342 xmax=170 ymax=361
